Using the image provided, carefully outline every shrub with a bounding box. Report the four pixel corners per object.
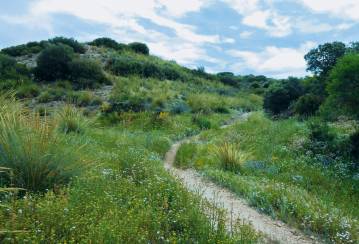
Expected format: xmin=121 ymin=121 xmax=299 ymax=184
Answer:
xmin=56 ymin=105 xmax=90 ymax=134
xmin=16 ymin=83 xmax=40 ymax=99
xmin=1 ymin=41 xmax=48 ymax=57
xmin=326 ymin=54 xmax=359 ymax=119
xmin=107 ymin=57 xmax=144 ymax=76
xmin=0 ymin=97 xmax=83 ymax=192
xmin=167 ymin=100 xmax=191 ymax=114
xmin=349 ymin=131 xmax=359 ymax=161
xmin=128 ymin=42 xmax=149 ymax=55
xmin=264 ymin=78 xmax=304 ymax=116
xmin=293 ymin=94 xmax=322 ymax=117
xmin=69 ymin=59 xmax=109 ymax=89
xmin=0 ymin=53 xmax=29 ymax=80
xmin=34 ymin=45 xmax=74 ymax=81
xmin=215 ymin=143 xmax=250 ymax=173
xmin=49 ymin=37 xmax=86 ymax=54
xmin=192 ymin=114 xmax=212 ymax=130
xmin=89 ymin=37 xmax=126 ymax=51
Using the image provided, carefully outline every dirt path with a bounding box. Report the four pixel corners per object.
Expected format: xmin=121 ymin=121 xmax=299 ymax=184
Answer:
xmin=164 ymin=113 xmax=320 ymax=244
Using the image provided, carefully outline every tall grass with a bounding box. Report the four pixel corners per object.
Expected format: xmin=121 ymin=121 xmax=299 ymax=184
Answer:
xmin=56 ymin=105 xmax=90 ymax=134
xmin=0 ymin=96 xmax=85 ymax=192
xmin=215 ymin=143 xmax=251 ymax=173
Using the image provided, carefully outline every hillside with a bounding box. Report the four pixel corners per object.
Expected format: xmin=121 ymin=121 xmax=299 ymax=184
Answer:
xmin=0 ymin=37 xmax=358 ymax=243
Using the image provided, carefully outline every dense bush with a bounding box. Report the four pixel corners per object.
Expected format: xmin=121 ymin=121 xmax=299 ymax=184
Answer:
xmin=217 ymin=72 xmax=239 ymax=86
xmin=349 ymin=131 xmax=359 ymax=162
xmin=34 ymin=45 xmax=74 ymax=81
xmin=49 ymin=37 xmax=86 ymax=54
xmin=89 ymin=37 xmax=126 ymax=51
xmin=264 ymin=78 xmax=304 ymax=116
xmin=56 ymin=105 xmax=89 ymax=134
xmin=0 ymin=54 xmax=29 ymax=80
xmin=1 ymin=41 xmax=48 ymax=57
xmin=128 ymin=42 xmax=149 ymax=55
xmin=293 ymin=94 xmax=322 ymax=117
xmin=69 ymin=59 xmax=109 ymax=89
xmin=325 ymin=54 xmax=359 ymax=119
xmin=192 ymin=114 xmax=212 ymax=130
xmin=107 ymin=56 xmax=185 ymax=81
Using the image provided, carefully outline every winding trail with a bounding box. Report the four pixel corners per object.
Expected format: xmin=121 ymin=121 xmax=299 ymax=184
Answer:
xmin=164 ymin=113 xmax=320 ymax=244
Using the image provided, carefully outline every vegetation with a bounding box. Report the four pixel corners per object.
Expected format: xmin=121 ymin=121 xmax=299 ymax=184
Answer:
xmin=0 ymin=36 xmax=358 ymax=243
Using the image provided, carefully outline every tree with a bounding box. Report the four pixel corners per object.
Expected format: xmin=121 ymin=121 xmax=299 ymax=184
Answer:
xmin=304 ymin=42 xmax=346 ymax=77
xmin=128 ymin=42 xmax=149 ymax=55
xmin=293 ymin=94 xmax=322 ymax=117
xmin=90 ymin=37 xmax=126 ymax=51
xmin=326 ymin=54 xmax=359 ymax=119
xmin=34 ymin=45 xmax=74 ymax=81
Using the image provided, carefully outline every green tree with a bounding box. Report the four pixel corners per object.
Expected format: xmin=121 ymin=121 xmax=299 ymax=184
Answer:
xmin=304 ymin=42 xmax=346 ymax=77
xmin=34 ymin=45 xmax=74 ymax=81
xmin=326 ymin=54 xmax=359 ymax=119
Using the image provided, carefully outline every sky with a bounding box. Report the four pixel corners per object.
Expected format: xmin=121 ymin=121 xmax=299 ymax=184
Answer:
xmin=1 ymin=0 xmax=359 ymax=78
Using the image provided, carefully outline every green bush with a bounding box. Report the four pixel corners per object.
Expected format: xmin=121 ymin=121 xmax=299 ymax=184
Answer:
xmin=192 ymin=114 xmax=212 ymax=130
xmin=56 ymin=105 xmax=90 ymax=134
xmin=34 ymin=45 xmax=74 ymax=81
xmin=128 ymin=42 xmax=149 ymax=55
xmin=1 ymin=41 xmax=48 ymax=57
xmin=89 ymin=37 xmax=126 ymax=51
xmin=0 ymin=54 xmax=30 ymax=80
xmin=326 ymin=54 xmax=359 ymax=119
xmin=107 ymin=56 xmax=144 ymax=76
xmin=0 ymin=97 xmax=83 ymax=192
xmin=215 ymin=143 xmax=250 ymax=173
xmin=69 ymin=59 xmax=109 ymax=89
xmin=349 ymin=131 xmax=359 ymax=162
xmin=264 ymin=78 xmax=304 ymax=116
xmin=49 ymin=37 xmax=86 ymax=54
xmin=16 ymin=83 xmax=40 ymax=99
xmin=293 ymin=94 xmax=322 ymax=117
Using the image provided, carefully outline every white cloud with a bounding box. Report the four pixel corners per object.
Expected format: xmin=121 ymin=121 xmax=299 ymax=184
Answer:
xmin=5 ymin=0 xmax=231 ymax=67
xmin=239 ymin=31 xmax=253 ymax=38
xmin=227 ymin=41 xmax=316 ymax=78
xmin=296 ymin=19 xmax=353 ymax=34
xmin=223 ymin=0 xmax=292 ymax=37
xmin=299 ymin=0 xmax=359 ymax=21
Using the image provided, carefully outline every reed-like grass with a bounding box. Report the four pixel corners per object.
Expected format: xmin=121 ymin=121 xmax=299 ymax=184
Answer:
xmin=0 ymin=96 xmax=85 ymax=192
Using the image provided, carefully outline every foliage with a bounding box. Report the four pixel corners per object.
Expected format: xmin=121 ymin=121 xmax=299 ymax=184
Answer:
xmin=304 ymin=42 xmax=346 ymax=77
xmin=0 ymin=97 xmax=84 ymax=192
xmin=349 ymin=131 xmax=359 ymax=168
xmin=192 ymin=114 xmax=212 ymax=130
xmin=293 ymin=94 xmax=322 ymax=117
xmin=56 ymin=105 xmax=90 ymax=134
xmin=1 ymin=41 xmax=48 ymax=57
xmin=34 ymin=45 xmax=74 ymax=82
xmin=48 ymin=37 xmax=86 ymax=54
xmin=175 ymin=142 xmax=198 ymax=168
xmin=264 ymin=78 xmax=304 ymax=116
xmin=0 ymin=54 xmax=30 ymax=81
xmin=69 ymin=59 xmax=109 ymax=89
xmin=325 ymin=54 xmax=359 ymax=119
xmin=89 ymin=37 xmax=127 ymax=51
xmin=215 ymin=143 xmax=250 ymax=173
xmin=128 ymin=42 xmax=149 ymax=55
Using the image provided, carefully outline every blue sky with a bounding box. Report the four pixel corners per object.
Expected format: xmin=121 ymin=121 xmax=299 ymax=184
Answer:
xmin=1 ymin=0 xmax=359 ymax=78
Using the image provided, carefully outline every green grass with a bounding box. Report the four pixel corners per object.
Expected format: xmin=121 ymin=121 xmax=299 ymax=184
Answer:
xmin=178 ymin=112 xmax=359 ymax=243
xmin=0 ymin=103 xmax=260 ymax=243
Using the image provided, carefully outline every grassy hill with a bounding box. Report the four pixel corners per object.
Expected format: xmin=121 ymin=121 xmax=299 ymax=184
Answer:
xmin=0 ymin=37 xmax=358 ymax=243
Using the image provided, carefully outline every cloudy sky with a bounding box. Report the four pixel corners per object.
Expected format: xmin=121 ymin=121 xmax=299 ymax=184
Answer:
xmin=1 ymin=0 xmax=359 ymax=78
